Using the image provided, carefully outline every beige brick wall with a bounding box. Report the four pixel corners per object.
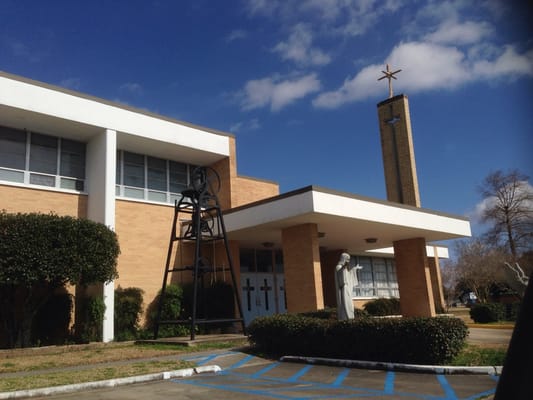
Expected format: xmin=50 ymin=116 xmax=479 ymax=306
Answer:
xmin=232 ymin=176 xmax=279 ymax=208
xmin=210 ymin=136 xmax=279 ymax=210
xmin=114 ymin=199 xmax=176 ymax=323
xmin=282 ymin=223 xmax=324 ymax=313
xmin=0 ymin=184 xmax=87 ymax=217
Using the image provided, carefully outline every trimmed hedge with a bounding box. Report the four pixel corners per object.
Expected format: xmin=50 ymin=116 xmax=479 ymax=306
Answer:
xmin=115 ymin=287 xmax=144 ymax=341
xmin=248 ymin=314 xmax=468 ymax=365
xmin=299 ymin=308 xmax=369 ymax=320
xmin=469 ymin=303 xmax=506 ymax=323
xmin=363 ymin=298 xmax=401 ymax=316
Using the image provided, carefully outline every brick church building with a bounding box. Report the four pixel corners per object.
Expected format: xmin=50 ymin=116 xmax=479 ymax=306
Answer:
xmin=0 ymin=71 xmax=471 ymax=341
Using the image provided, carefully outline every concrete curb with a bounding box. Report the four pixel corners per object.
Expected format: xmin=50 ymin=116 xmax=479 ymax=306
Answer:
xmin=280 ymin=356 xmax=502 ymax=376
xmin=0 ymin=365 xmax=221 ymax=399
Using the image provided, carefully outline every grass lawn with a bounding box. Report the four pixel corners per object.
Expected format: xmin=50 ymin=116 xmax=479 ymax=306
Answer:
xmin=0 ymin=340 xmax=248 ymax=392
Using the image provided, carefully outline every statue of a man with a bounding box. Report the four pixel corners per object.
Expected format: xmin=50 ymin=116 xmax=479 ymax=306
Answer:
xmin=335 ymin=253 xmax=362 ymax=320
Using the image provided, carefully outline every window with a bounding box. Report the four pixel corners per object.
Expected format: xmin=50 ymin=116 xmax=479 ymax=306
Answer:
xmin=239 ymin=248 xmax=284 ymax=274
xmin=0 ymin=127 xmax=26 ymax=170
xmin=352 ymin=255 xmax=398 ymax=298
xmin=123 ymin=152 xmax=145 ymax=188
xmin=239 ymin=249 xmax=256 ymax=273
xmin=0 ymin=125 xmax=86 ymax=191
xmin=256 ymin=250 xmax=273 ymax=273
xmin=30 ymin=133 xmax=57 ymax=175
xmin=147 ymin=157 xmax=167 ymax=191
xmin=115 ymin=150 xmax=194 ymax=203
xmin=169 ymin=161 xmax=188 ymax=194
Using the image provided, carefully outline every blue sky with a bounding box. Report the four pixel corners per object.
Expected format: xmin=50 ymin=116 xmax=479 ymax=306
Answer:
xmin=1 ymin=0 xmax=532 ymax=237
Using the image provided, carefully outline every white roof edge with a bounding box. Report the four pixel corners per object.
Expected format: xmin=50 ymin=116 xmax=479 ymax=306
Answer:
xmin=311 ymin=190 xmax=471 ymax=237
xmin=366 ymin=246 xmax=450 ymax=259
xmin=0 ymin=71 xmax=230 ymax=156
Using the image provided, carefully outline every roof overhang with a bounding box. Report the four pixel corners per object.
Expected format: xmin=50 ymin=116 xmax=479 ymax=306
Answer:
xmin=224 ymin=186 xmax=471 ymax=256
xmin=0 ymin=71 xmax=230 ymax=166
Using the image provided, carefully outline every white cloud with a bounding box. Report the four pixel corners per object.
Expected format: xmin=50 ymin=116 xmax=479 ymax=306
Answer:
xmin=119 ymin=82 xmax=143 ymax=96
xmin=468 ymin=181 xmax=533 ymax=224
xmin=314 ymin=39 xmax=533 ymax=109
xmin=230 ymin=118 xmax=261 ymax=133
xmin=246 ymin=0 xmax=403 ymax=37
xmin=314 ymin=41 xmax=469 ymax=108
xmin=424 ymin=20 xmax=493 ymax=45
xmin=273 ymin=24 xmax=331 ymax=66
xmin=226 ymin=29 xmax=247 ymax=42
xmin=241 ymin=73 xmax=321 ymax=111
xmin=473 ymin=45 xmax=533 ymax=79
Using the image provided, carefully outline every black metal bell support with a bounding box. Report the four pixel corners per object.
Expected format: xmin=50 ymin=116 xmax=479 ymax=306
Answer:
xmin=153 ymin=167 xmax=246 ymax=340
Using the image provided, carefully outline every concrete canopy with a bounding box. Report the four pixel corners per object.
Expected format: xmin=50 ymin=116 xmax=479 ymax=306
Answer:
xmin=223 ymin=186 xmax=471 ymax=255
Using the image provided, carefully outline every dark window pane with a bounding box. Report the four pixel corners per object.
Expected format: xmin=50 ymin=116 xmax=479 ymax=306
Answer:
xmin=30 ymin=133 xmax=57 ymax=174
xmin=60 ymin=139 xmax=85 ymax=178
xmin=239 ymin=249 xmax=255 ymax=273
xmin=0 ymin=126 xmax=26 ymax=169
xmin=147 ymin=156 xmax=167 ymax=191
xmin=256 ymin=250 xmax=273 ymax=273
xmin=123 ymin=151 xmax=144 ymax=188
xmin=116 ymin=151 xmax=121 ymax=184
xmin=169 ymin=161 xmax=188 ymax=193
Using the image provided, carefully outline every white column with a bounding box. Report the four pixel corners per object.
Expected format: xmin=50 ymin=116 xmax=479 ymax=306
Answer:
xmin=86 ymin=129 xmax=117 ymax=342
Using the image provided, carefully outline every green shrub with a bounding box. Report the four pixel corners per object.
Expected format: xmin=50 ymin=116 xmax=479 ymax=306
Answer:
xmin=180 ymin=281 xmax=236 ymax=333
xmin=299 ymin=308 xmax=369 ymax=320
xmin=248 ymin=314 xmax=467 ymax=365
xmin=298 ymin=308 xmax=337 ymax=320
xmin=115 ymin=287 xmax=144 ymax=341
xmin=0 ymin=211 xmax=119 ymax=348
xmin=248 ymin=314 xmax=329 ymax=356
xmin=504 ymin=302 xmax=521 ymax=321
xmin=469 ymin=303 xmax=505 ymax=323
xmin=363 ymin=298 xmax=401 ymax=316
xmin=32 ymin=290 xmax=73 ymax=345
xmin=76 ymin=295 xmax=106 ymax=343
xmin=146 ymin=284 xmax=189 ymax=338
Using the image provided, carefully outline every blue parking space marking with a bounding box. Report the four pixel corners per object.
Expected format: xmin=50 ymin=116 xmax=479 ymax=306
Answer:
xmin=437 ymin=375 xmax=457 ymax=399
xmin=331 ymin=368 xmax=350 ymax=387
xmin=173 ymin=352 xmax=498 ymax=399
xmin=227 ymin=354 xmax=256 ymax=369
xmin=384 ymin=371 xmax=395 ymax=394
xmin=286 ymin=364 xmax=314 ymax=382
xmin=180 ymin=350 xmax=239 ymax=366
xmin=251 ymin=361 xmax=281 ymax=378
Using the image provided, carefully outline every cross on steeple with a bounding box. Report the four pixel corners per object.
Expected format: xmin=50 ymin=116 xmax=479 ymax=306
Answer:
xmin=378 ymin=64 xmax=402 ymax=98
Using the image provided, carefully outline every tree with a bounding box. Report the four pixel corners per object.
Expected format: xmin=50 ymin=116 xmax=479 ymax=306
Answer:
xmin=0 ymin=211 xmax=120 ymax=348
xmin=450 ymin=239 xmax=508 ymax=303
xmin=478 ymin=169 xmax=533 ymax=260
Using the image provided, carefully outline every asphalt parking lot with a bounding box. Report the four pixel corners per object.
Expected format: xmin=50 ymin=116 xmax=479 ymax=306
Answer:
xmin=28 ymin=349 xmax=500 ymax=400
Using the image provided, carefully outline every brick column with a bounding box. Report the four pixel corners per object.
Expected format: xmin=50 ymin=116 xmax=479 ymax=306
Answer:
xmin=282 ymin=223 xmax=324 ymax=313
xmin=428 ymin=247 xmax=446 ymax=313
xmin=393 ymin=237 xmax=436 ymax=317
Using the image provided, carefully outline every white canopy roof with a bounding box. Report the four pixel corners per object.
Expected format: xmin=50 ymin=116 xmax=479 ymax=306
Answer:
xmin=224 ymin=186 xmax=471 ymax=256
